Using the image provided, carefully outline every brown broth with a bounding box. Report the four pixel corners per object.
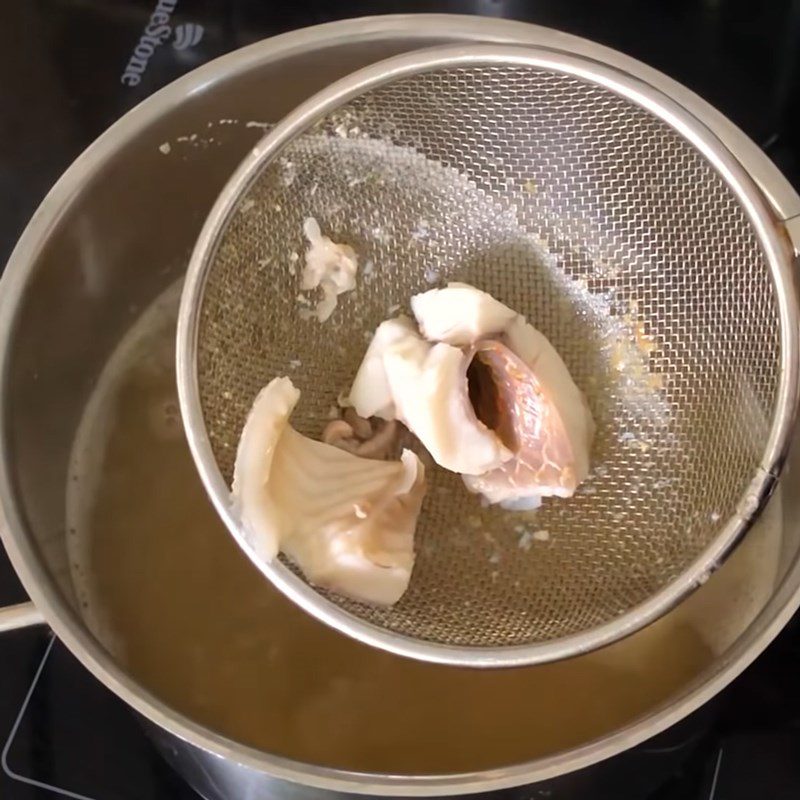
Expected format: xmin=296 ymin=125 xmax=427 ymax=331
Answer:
xmin=67 ymin=286 xmax=714 ymax=775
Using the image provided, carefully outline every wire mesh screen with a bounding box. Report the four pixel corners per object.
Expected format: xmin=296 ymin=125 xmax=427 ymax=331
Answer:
xmin=193 ymin=65 xmax=780 ymax=648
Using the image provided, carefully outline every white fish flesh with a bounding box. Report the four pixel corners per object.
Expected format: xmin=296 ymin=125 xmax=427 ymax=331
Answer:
xmin=382 ymin=330 xmax=513 ymax=475
xmin=346 ymin=281 xmax=593 ymax=509
xmin=346 ymin=315 xmax=417 ymax=420
xmin=301 ymin=217 xmax=358 ymax=322
xmin=349 ymin=320 xmax=512 ymax=475
xmin=411 ymin=283 xmax=594 ymax=507
xmin=410 ymin=282 xmax=517 ymax=346
xmin=232 ymin=377 xmax=426 ymax=605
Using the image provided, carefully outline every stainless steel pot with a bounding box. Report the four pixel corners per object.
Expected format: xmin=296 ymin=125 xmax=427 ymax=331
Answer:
xmin=1 ymin=14 xmax=800 ymax=799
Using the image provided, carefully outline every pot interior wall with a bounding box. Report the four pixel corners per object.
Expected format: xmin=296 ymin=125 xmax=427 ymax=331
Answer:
xmin=3 ymin=36 xmax=456 ymax=615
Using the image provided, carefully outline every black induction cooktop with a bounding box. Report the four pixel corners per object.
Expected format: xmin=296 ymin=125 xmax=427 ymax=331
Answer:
xmin=2 ymin=2 xmax=800 ymax=799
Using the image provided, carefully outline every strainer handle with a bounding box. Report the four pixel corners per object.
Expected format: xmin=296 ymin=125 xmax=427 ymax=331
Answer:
xmin=0 ymin=510 xmax=48 ymax=631
xmin=785 ymin=215 xmax=800 ymax=256
xmin=0 ymin=601 xmax=45 ymax=633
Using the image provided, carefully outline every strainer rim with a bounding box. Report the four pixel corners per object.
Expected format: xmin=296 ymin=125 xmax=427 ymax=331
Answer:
xmin=177 ymin=43 xmax=800 ymax=667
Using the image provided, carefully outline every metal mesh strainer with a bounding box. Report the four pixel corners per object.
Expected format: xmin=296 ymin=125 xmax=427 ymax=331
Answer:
xmin=177 ymin=45 xmax=799 ymax=667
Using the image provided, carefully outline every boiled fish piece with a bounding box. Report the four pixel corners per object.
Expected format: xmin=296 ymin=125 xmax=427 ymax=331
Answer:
xmin=410 ymin=282 xmax=518 ymax=346
xmin=232 ymin=376 xmax=426 ymax=605
xmin=411 ymin=283 xmax=594 ymax=507
xmin=381 ymin=329 xmax=513 ymax=476
xmin=346 ymin=281 xmax=592 ymax=508
xmin=503 ymin=316 xmax=594 ymax=488
xmin=462 ymin=337 xmax=593 ymax=509
xmin=301 ymin=217 xmax=358 ymax=322
xmin=346 ymin=315 xmax=417 ymax=420
xmin=347 ymin=318 xmax=512 ymax=475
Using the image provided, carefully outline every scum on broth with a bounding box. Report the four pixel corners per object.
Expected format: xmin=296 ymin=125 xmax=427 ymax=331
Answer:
xmin=65 ymin=280 xmax=780 ymax=775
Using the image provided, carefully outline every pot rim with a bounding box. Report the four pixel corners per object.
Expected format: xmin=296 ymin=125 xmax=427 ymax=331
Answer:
xmin=1 ymin=14 xmax=800 ymax=796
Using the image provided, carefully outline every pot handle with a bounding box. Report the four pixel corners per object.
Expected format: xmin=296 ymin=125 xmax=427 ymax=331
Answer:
xmin=0 ymin=601 xmax=46 ymax=632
